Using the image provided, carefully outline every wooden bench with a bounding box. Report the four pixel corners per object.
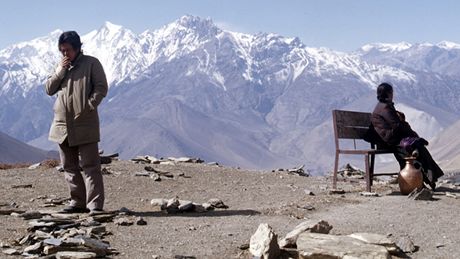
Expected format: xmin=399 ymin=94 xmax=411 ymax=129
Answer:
xmin=332 ymin=109 xmax=397 ymax=192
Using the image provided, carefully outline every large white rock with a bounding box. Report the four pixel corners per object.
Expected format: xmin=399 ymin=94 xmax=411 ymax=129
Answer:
xmin=249 ymin=223 xmax=280 ymax=259
xmin=297 ymin=233 xmax=390 ymax=259
xmin=279 ymin=220 xmax=332 ymax=248
xmin=348 ymin=233 xmax=398 ymax=254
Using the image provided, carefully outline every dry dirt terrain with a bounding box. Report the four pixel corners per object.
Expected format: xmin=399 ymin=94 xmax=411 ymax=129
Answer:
xmin=0 ymin=160 xmax=459 ymax=258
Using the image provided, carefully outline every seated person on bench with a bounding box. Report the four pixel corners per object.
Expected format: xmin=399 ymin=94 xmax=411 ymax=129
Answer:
xmin=369 ymin=82 xmax=443 ymax=190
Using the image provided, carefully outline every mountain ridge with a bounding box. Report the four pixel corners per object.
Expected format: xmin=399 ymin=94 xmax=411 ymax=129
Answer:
xmin=1 ymin=15 xmax=460 ymax=171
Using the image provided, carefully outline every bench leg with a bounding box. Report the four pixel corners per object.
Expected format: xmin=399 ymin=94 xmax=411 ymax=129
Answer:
xmin=333 ymin=151 xmax=339 ymax=189
xmin=365 ymin=154 xmax=371 ymax=192
xmin=370 ymin=154 xmax=375 ymax=187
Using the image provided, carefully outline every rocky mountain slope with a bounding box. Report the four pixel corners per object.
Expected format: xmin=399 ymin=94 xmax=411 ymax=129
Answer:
xmin=0 ymin=130 xmax=56 ymax=163
xmin=1 ymin=15 xmax=460 ymax=172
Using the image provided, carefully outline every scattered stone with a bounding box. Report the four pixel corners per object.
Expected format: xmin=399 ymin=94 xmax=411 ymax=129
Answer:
xmin=279 ymin=220 xmax=332 ymax=248
xmin=408 ymin=188 xmax=433 ymax=200
xmin=238 ymin=243 xmax=250 ymax=250
xmin=174 ymin=256 xmax=196 ymax=259
xmin=287 ymin=165 xmax=310 ymax=176
xmin=207 ymin=162 xmax=219 ymax=166
xmin=136 ymin=217 xmax=147 ymax=225
xmin=299 ymin=204 xmax=315 ymax=210
xmin=131 ymin=155 xmax=156 ymax=164
xmin=337 ymin=163 xmax=365 ymax=179
xmin=208 ymin=198 xmax=229 ymax=209
xmin=114 ymin=217 xmax=134 ymax=226
xmin=160 ymin=161 xmax=175 ymax=166
xmin=44 ymin=238 xmax=62 ymax=246
xmin=100 ymin=152 xmax=118 ymax=165
xmin=396 ymin=236 xmax=416 ymax=253
xmin=150 ymin=199 xmax=167 ymax=208
xmin=178 ymin=172 xmax=191 ymax=178
xmin=135 ymin=172 xmax=151 ymax=177
xmin=56 ymin=251 xmax=97 ymax=259
xmin=11 ymin=184 xmax=33 ymax=189
xmin=297 ymin=233 xmax=390 ymax=259
xmin=165 ymin=198 xmax=180 ymax=213
xmin=178 ymin=200 xmax=194 ymax=212
xmin=118 ymin=207 xmax=135 ymax=215
xmin=304 ymin=189 xmax=315 ymax=196
xmin=192 ymin=203 xmax=206 ymax=213
xmin=328 ymin=189 xmax=346 ymax=195
xmin=18 ymin=211 xmax=43 ymax=220
xmin=446 ymin=192 xmax=457 ymax=199
xmin=86 ymin=226 xmax=107 ymax=235
xmin=0 ymin=208 xmax=26 ymax=215
xmin=150 ymin=173 xmax=161 ymax=181
xmin=349 ymin=233 xmax=399 ymax=254
xmin=144 ymin=166 xmax=158 ymax=172
xmin=202 ymin=203 xmax=214 ymax=211
xmin=45 ymin=197 xmax=70 ymax=206
xmin=81 ymin=236 xmax=110 ymax=250
xmin=249 ymin=223 xmax=280 ymax=259
xmin=28 ymin=163 xmax=41 ymax=169
xmin=360 ymin=192 xmax=380 ymax=197
xmin=156 ymin=170 xmax=174 ymax=178
xmin=101 ymin=167 xmax=112 ymax=175
xmin=2 ymin=248 xmax=20 ymax=255
xmin=88 ymin=213 xmax=117 ymax=223
xmin=24 ymin=241 xmax=43 ymax=254
xmin=28 ymin=220 xmax=56 ymax=228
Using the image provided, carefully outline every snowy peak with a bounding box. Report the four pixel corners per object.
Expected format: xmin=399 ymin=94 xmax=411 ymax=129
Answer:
xmin=437 ymin=41 xmax=460 ymax=50
xmin=154 ymin=15 xmax=221 ymax=42
xmin=360 ymin=42 xmax=412 ymax=53
xmin=177 ymin=15 xmax=217 ymax=32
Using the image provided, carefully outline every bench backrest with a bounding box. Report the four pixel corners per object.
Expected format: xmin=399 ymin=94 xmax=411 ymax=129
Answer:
xmin=332 ymin=109 xmax=372 ymax=150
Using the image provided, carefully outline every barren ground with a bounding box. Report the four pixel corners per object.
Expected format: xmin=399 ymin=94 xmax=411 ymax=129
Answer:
xmin=0 ymin=160 xmax=459 ymax=258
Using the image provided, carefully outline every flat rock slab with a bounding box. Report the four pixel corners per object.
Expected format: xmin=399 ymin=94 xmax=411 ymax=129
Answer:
xmin=297 ymin=233 xmax=390 ymax=259
xmin=349 ymin=233 xmax=398 ymax=254
xmin=56 ymin=251 xmax=97 ymax=259
xmin=280 ymin=220 xmax=332 ymax=248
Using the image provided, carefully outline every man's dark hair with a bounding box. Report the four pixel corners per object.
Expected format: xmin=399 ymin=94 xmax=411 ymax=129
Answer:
xmin=58 ymin=31 xmax=82 ymax=51
xmin=377 ymin=82 xmax=393 ymax=102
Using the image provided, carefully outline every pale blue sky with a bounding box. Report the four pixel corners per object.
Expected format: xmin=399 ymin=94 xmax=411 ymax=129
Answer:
xmin=1 ymin=0 xmax=459 ymax=51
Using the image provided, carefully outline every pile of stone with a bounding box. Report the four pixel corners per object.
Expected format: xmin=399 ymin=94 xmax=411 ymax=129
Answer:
xmin=272 ymin=165 xmax=310 ymax=177
xmin=134 ymin=166 xmax=192 ymax=181
xmin=1 ymin=210 xmax=122 ymax=258
xmin=151 ymin=197 xmax=228 ymax=213
xmin=131 ymin=155 xmax=204 ymax=165
xmin=99 ymin=152 xmax=119 ymax=165
xmin=337 ymin=163 xmax=365 ymax=179
xmin=249 ymin=220 xmax=411 ymax=259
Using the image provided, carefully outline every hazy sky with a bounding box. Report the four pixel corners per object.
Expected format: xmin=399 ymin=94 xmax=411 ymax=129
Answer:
xmin=1 ymin=0 xmax=459 ymax=51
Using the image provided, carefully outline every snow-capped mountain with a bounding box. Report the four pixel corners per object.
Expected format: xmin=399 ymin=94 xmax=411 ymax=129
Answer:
xmin=357 ymin=41 xmax=460 ymax=78
xmin=1 ymin=15 xmax=460 ymax=172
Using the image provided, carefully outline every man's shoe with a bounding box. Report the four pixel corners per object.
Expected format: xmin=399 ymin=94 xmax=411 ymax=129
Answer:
xmin=58 ymin=206 xmax=90 ymax=214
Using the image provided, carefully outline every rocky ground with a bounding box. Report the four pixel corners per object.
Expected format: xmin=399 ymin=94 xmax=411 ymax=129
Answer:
xmin=0 ymin=159 xmax=459 ymax=258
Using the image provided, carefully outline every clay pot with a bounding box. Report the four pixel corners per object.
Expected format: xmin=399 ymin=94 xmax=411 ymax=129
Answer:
xmin=398 ymin=154 xmax=424 ymax=195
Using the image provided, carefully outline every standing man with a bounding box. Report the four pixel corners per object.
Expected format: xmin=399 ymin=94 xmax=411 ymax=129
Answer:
xmin=45 ymin=31 xmax=108 ymax=214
